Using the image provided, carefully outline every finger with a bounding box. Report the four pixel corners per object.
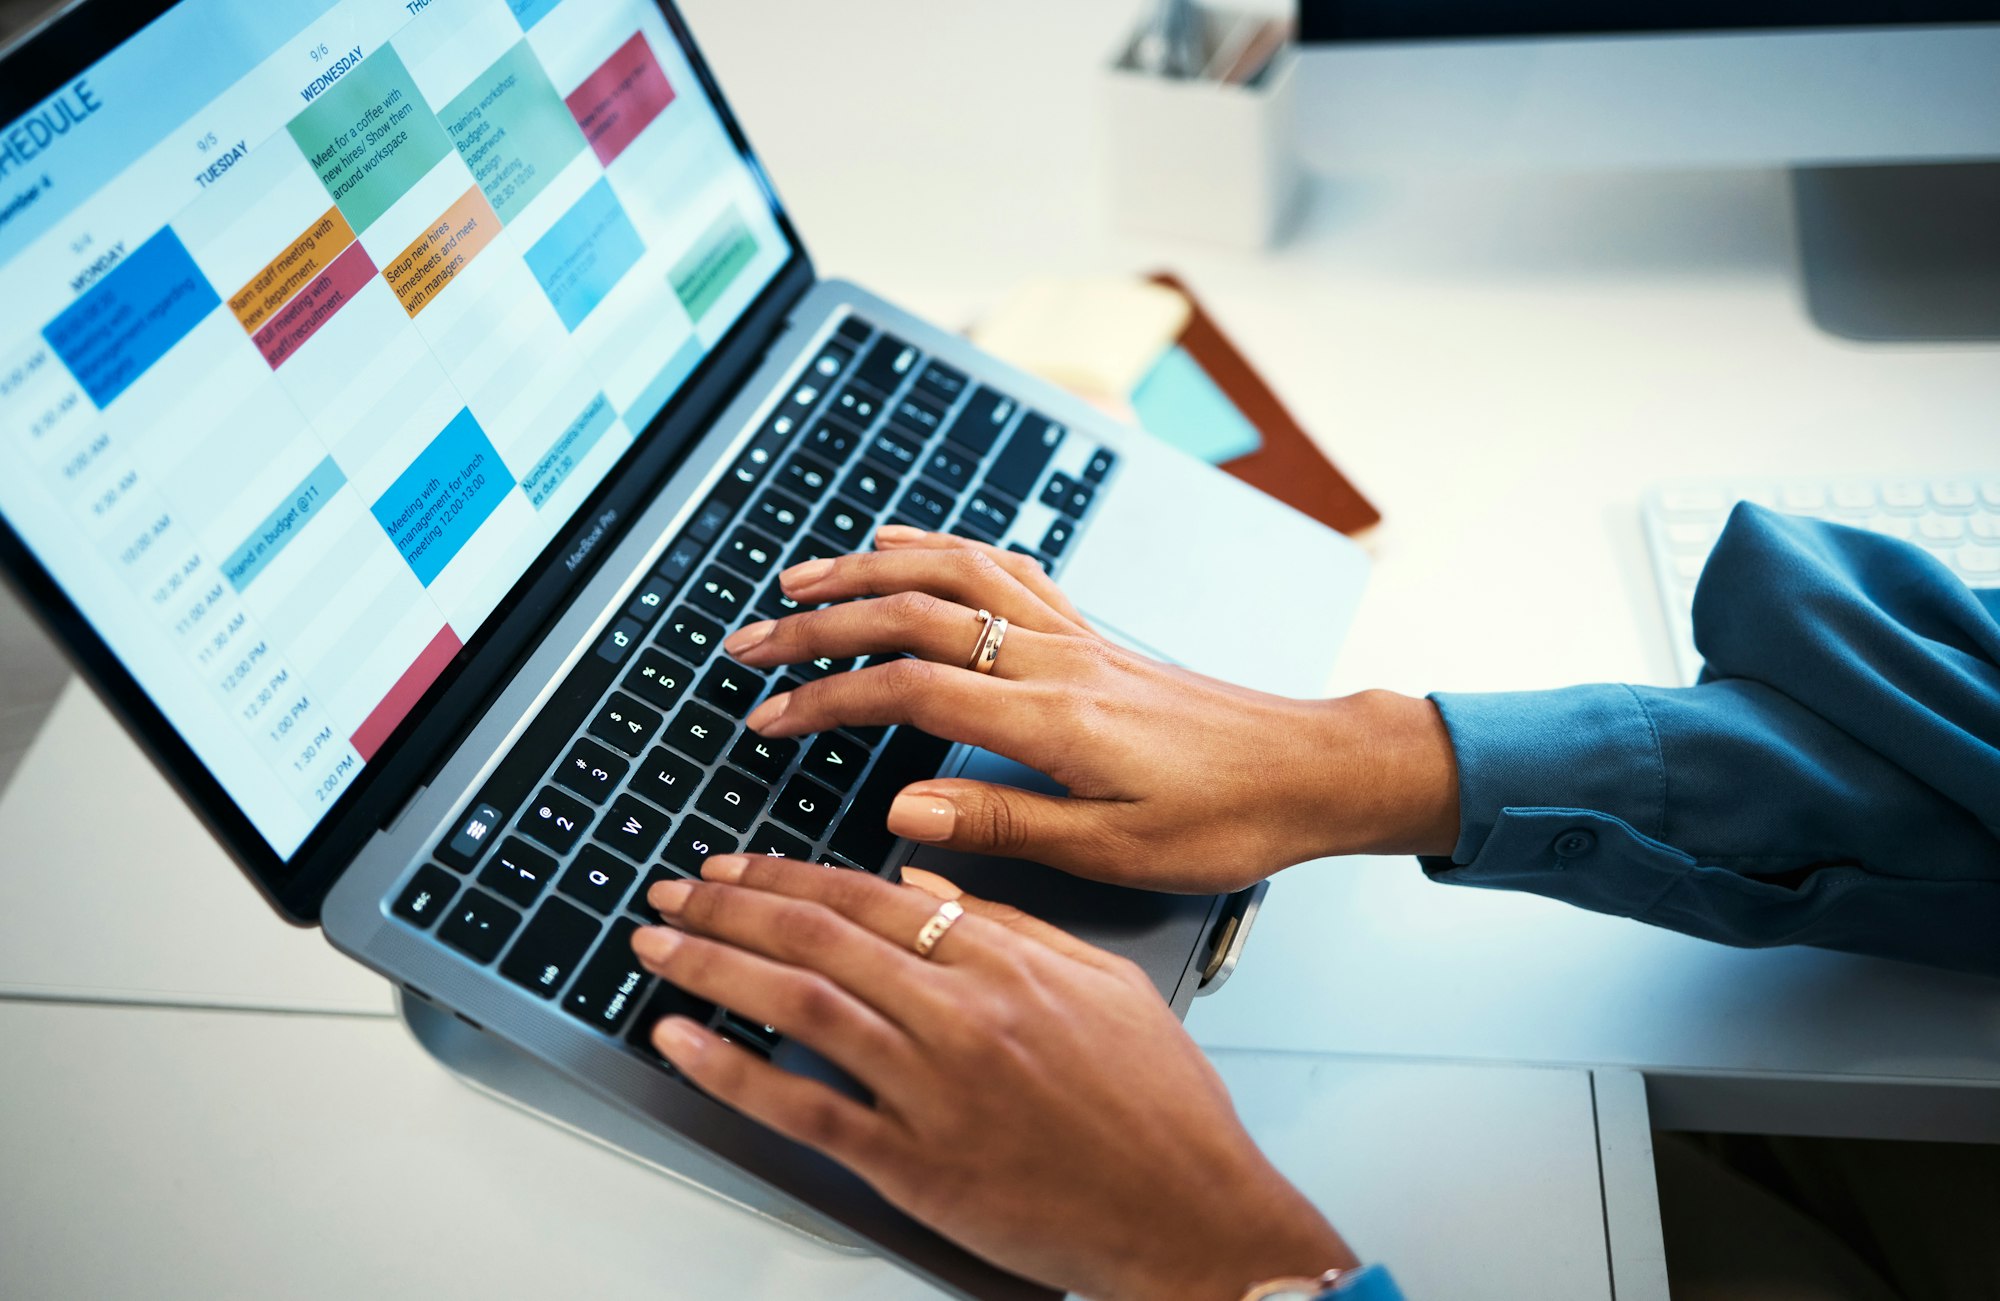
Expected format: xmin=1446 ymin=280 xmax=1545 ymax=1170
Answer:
xmin=777 ymin=547 xmax=1076 ymax=635
xmin=886 ymin=778 xmax=1137 ymax=881
xmin=874 ymin=526 xmax=1092 ymax=629
xmin=650 ymin=1016 xmax=896 ymax=1173
xmin=744 ymin=659 xmax=1058 ymax=767
xmin=721 ymin=593 xmax=1060 ymax=681
xmin=646 ymin=869 xmax=958 ymax=1024
xmin=899 ymin=867 xmax=1128 ymax=972
xmin=631 ymin=924 xmax=916 ymax=1089
xmin=695 ymin=854 xmax=1010 ymax=970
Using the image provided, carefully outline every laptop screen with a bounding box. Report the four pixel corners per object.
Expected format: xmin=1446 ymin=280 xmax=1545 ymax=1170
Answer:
xmin=0 ymin=0 xmax=793 ymax=859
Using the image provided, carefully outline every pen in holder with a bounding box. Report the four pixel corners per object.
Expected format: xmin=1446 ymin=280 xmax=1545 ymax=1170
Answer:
xmin=1103 ymin=4 xmax=1302 ymax=249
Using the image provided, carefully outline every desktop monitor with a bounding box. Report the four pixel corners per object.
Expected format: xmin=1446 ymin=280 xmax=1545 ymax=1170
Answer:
xmin=1294 ymin=2 xmax=2000 ymax=341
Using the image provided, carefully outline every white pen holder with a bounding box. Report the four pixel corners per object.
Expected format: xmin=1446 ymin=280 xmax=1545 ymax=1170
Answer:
xmin=1101 ymin=8 xmax=1302 ymax=249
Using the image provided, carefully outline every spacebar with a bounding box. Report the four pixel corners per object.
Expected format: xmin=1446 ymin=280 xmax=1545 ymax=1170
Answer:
xmin=826 ymin=727 xmax=956 ymax=870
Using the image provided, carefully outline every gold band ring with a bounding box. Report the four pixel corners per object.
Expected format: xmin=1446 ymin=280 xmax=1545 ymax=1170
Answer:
xmin=912 ymin=900 xmax=965 ymax=959
xmin=968 ymin=613 xmax=1009 ymax=675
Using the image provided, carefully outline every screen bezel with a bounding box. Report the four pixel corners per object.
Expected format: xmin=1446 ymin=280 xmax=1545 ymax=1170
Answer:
xmin=1298 ymin=1 xmax=2000 ymax=42
xmin=0 ymin=0 xmax=814 ymax=923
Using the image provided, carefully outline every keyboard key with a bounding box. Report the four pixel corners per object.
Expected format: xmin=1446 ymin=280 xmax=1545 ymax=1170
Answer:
xmin=817 ymin=498 xmax=873 ymax=550
xmin=891 ymin=398 xmax=943 ymax=438
xmin=392 ymin=864 xmax=458 ymax=929
xmin=631 ymin=747 xmax=704 ymax=813
xmin=553 ymin=739 xmax=627 ymax=804
xmin=657 ymin=608 xmax=723 ymax=664
xmin=916 ymin=361 xmax=968 ymax=406
xmin=745 ymin=823 xmax=813 ymax=861
xmin=696 ymin=663 xmax=766 ymax=718
xmin=786 ymin=533 xmax=848 ymax=573
xmin=961 ymin=489 xmax=1018 ymax=540
xmin=698 ymin=766 xmax=770 ymax=831
xmin=842 ymin=464 xmax=899 ymax=513
xmin=1082 ymin=447 xmax=1117 ymax=483
xmin=1958 ymin=545 xmax=2000 ymax=576
xmin=778 ymin=451 xmax=836 ymax=503
xmin=809 ymin=338 xmax=856 ymax=380
xmin=480 ymin=837 xmax=558 ymax=908
xmin=720 ymin=526 xmax=784 ymax=579
xmin=499 ymin=897 xmax=599 ymax=998
xmin=1920 ymin=514 xmax=1967 ymax=543
xmin=794 ymin=653 xmax=855 ymax=682
xmin=594 ymin=795 xmax=671 ymax=864
xmin=835 ymin=315 xmax=872 ymax=345
xmin=985 ymin=413 xmax=1064 ymax=500
xmin=562 ymin=844 xmax=640 ymax=915
xmin=662 ymin=816 xmax=739 ymax=875
xmin=774 ymin=773 xmax=841 ymax=839
xmin=1882 ymin=479 xmax=1927 ymax=512
xmin=588 ymin=692 xmax=664 ymax=756
xmin=947 ymin=386 xmax=1016 ymax=456
xmin=804 ymin=418 xmax=864 ymax=465
xmin=749 ymin=489 xmax=811 ymax=540
xmin=1931 ymin=479 xmax=1977 ymax=511
xmin=1042 ymin=519 xmax=1076 ymax=557
xmin=1830 ymin=481 xmax=1878 ymax=511
xmin=565 ymin=919 xmax=651 ymax=1033
xmin=626 ymin=649 xmax=695 ymax=713
xmin=626 ymin=978 xmax=717 ymax=1061
xmin=664 ymin=702 xmax=731 ymax=764
xmin=853 ymin=333 xmax=921 ymax=396
xmin=594 ymin=618 xmax=645 ymax=665
xmin=826 ymin=728 xmax=954 ymax=869
xmin=730 ymin=733 xmax=798 ymax=784
xmin=439 ymin=889 xmax=521 ymax=964
xmin=655 ymin=536 xmax=704 ymax=585
xmin=925 ymin=447 xmax=975 ymax=494
xmin=1040 ymin=473 xmax=1094 ymax=517
xmin=897 ymin=481 xmax=956 ymax=530
xmin=803 ymin=732 xmax=870 ymax=793
xmin=1971 ymin=513 xmax=2000 ymax=542
xmin=867 ymin=427 xmax=924 ymax=475
xmin=518 ymin=786 xmax=593 ymax=854
xmin=718 ymin=1017 xmax=781 ymax=1056
xmin=626 ymin=575 xmax=676 ymax=627
xmin=754 ymin=582 xmax=808 ymax=621
xmin=832 ymin=380 xmax=882 ymax=424
xmin=690 ymin=566 xmax=756 ymax=620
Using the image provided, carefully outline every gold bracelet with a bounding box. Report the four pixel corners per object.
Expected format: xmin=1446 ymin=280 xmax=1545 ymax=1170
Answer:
xmin=1239 ymin=1268 xmax=1351 ymax=1301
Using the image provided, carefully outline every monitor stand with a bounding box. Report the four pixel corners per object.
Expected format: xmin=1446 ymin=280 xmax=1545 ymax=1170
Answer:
xmin=1793 ymin=160 xmax=2000 ymax=343
xmin=396 ymin=988 xmax=873 ymax=1254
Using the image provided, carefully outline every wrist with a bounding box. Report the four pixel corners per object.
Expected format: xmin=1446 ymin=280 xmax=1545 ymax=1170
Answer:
xmin=1109 ymin=1157 xmax=1358 ymax=1301
xmin=1304 ymin=691 xmax=1461 ymax=860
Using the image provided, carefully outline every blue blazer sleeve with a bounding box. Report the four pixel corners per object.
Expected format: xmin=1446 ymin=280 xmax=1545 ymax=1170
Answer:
xmin=1420 ymin=504 xmax=2000 ymax=975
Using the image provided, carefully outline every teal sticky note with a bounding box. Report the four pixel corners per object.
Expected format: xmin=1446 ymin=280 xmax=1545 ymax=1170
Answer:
xmin=1130 ymin=345 xmax=1264 ymax=465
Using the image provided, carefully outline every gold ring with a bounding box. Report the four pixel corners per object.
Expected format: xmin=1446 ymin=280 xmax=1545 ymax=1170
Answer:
xmin=968 ymin=615 xmax=1008 ymax=675
xmin=913 ymin=900 xmax=965 ymax=959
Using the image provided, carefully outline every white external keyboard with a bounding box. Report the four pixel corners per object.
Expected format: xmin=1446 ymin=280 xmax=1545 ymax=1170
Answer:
xmin=1643 ymin=474 xmax=2000 ymax=685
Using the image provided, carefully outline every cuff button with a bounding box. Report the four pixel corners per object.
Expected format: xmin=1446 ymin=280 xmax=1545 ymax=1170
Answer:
xmin=1554 ymin=830 xmax=1598 ymax=859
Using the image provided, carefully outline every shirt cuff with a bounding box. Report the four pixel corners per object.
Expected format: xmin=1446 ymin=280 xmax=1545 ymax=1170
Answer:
xmin=1428 ymin=685 xmax=1668 ymax=864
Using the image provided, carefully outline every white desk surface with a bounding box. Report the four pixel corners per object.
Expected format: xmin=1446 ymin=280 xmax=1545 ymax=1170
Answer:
xmin=0 ymin=999 xmax=1626 ymax=1301
xmin=2 ymin=0 xmax=1997 ymax=1294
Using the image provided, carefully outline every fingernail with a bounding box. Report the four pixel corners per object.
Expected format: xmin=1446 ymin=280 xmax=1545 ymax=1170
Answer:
xmin=649 ymin=879 xmax=693 ymax=915
xmin=703 ymin=854 xmax=750 ymax=883
xmin=631 ymin=925 xmax=682 ymax=962
xmin=746 ymin=693 xmax=790 ymax=733
xmin=888 ymin=794 xmax=956 ymax=842
xmin=899 ymin=866 xmax=964 ymax=901
xmin=654 ymin=1016 xmax=708 ymax=1064
xmin=781 ymin=557 xmax=834 ymax=588
xmin=875 ymin=524 xmax=923 ymax=547
xmin=724 ymin=621 xmax=776 ymax=656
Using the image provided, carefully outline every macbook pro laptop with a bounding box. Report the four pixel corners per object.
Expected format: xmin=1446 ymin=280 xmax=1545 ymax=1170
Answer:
xmin=0 ymin=1 xmax=1367 ymax=1295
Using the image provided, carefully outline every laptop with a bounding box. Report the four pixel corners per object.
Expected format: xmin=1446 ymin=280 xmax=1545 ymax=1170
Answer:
xmin=0 ymin=1 xmax=1368 ymax=1295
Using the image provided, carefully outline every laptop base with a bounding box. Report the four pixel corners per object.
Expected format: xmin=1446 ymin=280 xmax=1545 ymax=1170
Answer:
xmin=396 ymin=989 xmax=874 ymax=1254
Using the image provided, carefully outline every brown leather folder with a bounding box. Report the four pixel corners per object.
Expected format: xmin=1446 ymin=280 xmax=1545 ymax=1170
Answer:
xmin=1148 ymin=272 xmax=1381 ymax=537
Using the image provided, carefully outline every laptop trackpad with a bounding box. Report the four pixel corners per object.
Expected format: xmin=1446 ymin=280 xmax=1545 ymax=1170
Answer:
xmin=905 ymin=749 xmax=1218 ymax=1004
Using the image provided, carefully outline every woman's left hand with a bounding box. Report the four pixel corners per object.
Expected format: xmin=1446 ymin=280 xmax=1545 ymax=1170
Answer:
xmin=633 ymin=856 xmax=1355 ymax=1301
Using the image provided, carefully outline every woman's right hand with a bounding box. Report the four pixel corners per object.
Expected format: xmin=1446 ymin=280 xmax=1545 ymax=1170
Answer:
xmin=720 ymin=527 xmax=1460 ymax=894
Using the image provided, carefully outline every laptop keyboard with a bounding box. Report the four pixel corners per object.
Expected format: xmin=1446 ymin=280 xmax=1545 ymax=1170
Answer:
xmin=387 ymin=312 xmax=1119 ymax=1061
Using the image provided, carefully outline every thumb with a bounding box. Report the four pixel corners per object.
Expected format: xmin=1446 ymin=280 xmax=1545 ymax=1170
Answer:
xmin=899 ymin=866 xmax=1121 ymax=970
xmin=886 ymin=779 xmax=1125 ymax=875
